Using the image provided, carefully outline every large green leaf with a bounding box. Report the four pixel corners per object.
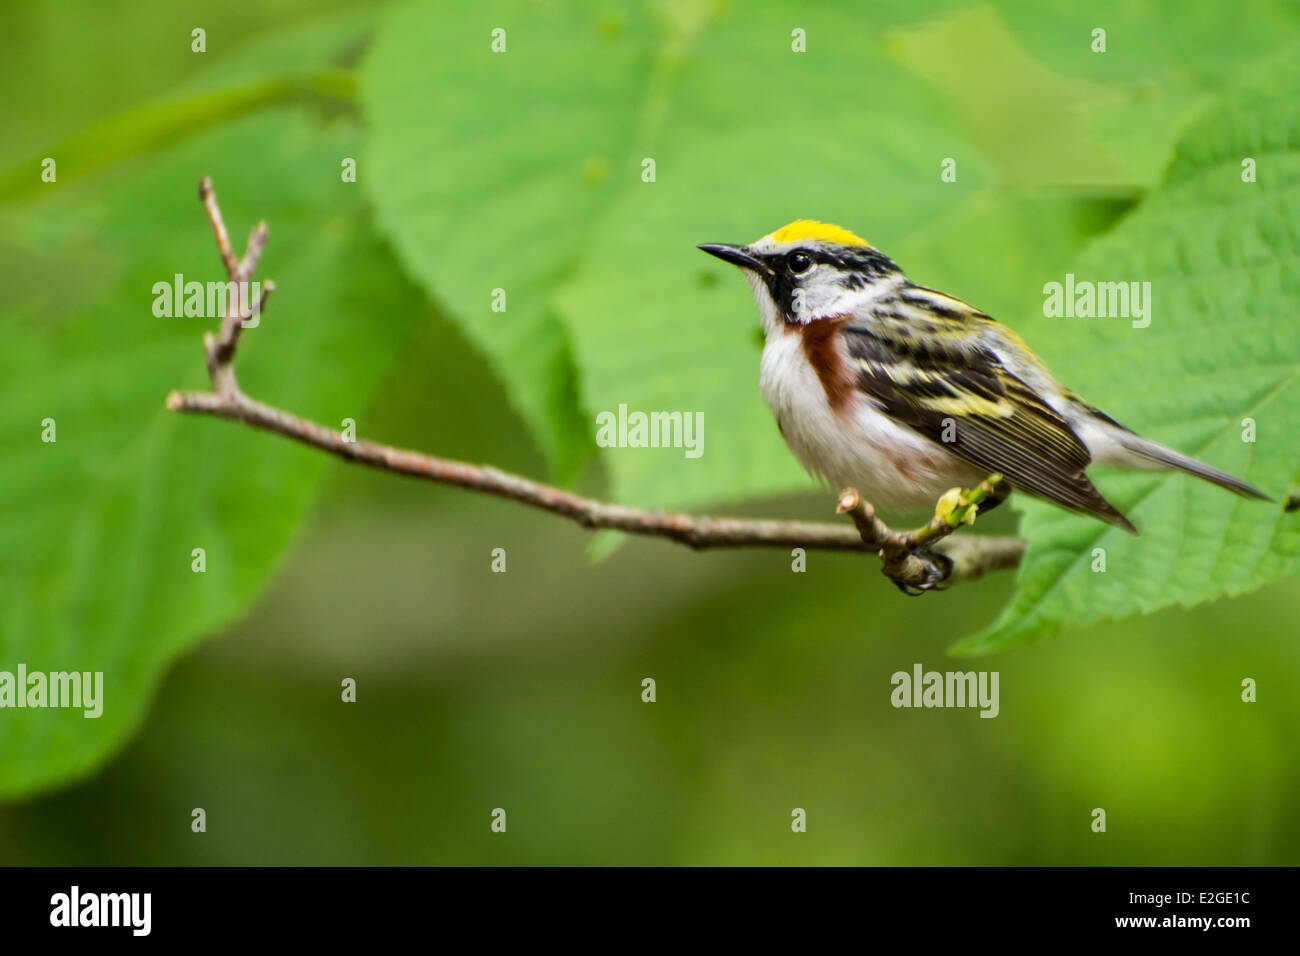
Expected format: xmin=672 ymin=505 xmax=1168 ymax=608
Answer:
xmin=363 ymin=0 xmax=1299 ymax=512
xmin=362 ymin=0 xmax=651 ymax=479
xmin=956 ymin=61 xmax=1300 ymax=654
xmin=361 ymin=0 xmax=1037 ymax=503
xmin=0 ymin=111 xmax=426 ymax=797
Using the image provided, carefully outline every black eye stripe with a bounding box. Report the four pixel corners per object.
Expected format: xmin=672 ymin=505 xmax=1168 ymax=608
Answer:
xmin=756 ymin=244 xmax=901 ymax=323
xmin=763 ymin=247 xmax=898 ymax=276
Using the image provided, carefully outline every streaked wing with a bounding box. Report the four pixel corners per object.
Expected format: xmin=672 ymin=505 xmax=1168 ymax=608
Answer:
xmin=842 ymin=319 xmax=1136 ymax=532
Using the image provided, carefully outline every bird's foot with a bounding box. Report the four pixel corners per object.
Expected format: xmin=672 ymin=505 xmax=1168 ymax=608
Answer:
xmin=881 ymin=542 xmax=953 ymax=595
xmin=837 ymin=475 xmax=1005 ymax=596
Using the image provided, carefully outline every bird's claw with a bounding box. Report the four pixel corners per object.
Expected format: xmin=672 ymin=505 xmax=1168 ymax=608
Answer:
xmin=883 ymin=544 xmax=954 ymax=595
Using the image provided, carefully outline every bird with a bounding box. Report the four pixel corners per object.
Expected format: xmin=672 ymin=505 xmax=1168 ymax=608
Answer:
xmin=699 ymin=219 xmax=1270 ymax=535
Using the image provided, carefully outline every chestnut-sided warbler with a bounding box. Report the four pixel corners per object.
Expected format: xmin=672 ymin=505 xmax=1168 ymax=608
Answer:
xmin=700 ymin=220 xmax=1270 ymax=532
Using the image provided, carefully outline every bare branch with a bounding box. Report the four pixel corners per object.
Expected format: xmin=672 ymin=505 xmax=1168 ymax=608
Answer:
xmin=198 ymin=176 xmax=238 ymax=277
xmin=167 ymin=179 xmax=1025 ymax=589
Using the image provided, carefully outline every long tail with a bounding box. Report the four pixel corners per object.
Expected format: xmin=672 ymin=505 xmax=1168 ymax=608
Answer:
xmin=1113 ymin=432 xmax=1273 ymax=501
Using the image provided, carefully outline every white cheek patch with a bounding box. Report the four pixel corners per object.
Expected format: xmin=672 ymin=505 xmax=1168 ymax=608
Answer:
xmin=792 ymin=269 xmax=842 ymax=321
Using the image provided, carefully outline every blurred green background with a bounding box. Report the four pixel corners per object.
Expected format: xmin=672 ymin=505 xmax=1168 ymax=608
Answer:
xmin=1 ymin=0 xmax=1298 ymax=864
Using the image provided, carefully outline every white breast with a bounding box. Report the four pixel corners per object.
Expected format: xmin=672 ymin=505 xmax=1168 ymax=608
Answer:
xmin=758 ymin=331 xmax=979 ymax=511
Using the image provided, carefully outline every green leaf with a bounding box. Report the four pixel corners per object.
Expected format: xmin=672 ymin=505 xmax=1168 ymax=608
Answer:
xmin=985 ymin=0 xmax=1300 ymax=187
xmin=0 ymin=74 xmax=354 ymax=202
xmin=362 ymin=0 xmax=646 ymax=480
xmin=361 ymin=0 xmax=1133 ymax=509
xmin=0 ymin=111 xmax=426 ymax=797
xmin=955 ymin=60 xmax=1300 ymax=654
xmin=887 ymin=6 xmax=1135 ymax=187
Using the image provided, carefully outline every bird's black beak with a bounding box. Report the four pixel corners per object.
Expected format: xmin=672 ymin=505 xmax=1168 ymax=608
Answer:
xmin=698 ymin=243 xmax=765 ymax=273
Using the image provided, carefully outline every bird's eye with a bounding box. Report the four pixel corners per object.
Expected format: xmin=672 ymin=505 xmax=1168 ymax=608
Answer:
xmin=788 ymin=251 xmax=814 ymax=275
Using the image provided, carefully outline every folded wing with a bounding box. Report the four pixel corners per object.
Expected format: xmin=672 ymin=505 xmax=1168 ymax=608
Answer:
xmin=843 ymin=322 xmax=1137 ymax=533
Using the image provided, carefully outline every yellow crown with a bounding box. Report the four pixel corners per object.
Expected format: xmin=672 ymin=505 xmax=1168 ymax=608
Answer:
xmin=767 ymin=219 xmax=871 ymax=247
